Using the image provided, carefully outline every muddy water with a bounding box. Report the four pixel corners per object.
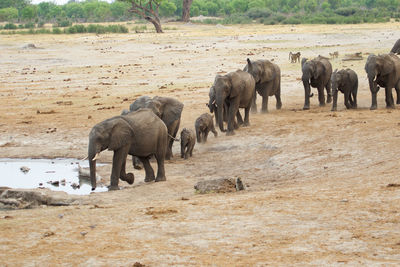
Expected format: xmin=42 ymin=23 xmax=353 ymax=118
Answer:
xmin=0 ymin=158 xmax=107 ymax=195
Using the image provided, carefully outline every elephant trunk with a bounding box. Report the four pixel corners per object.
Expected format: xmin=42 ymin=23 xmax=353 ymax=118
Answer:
xmin=88 ymin=140 xmax=99 ymax=190
xmin=216 ymin=97 xmax=226 ymax=132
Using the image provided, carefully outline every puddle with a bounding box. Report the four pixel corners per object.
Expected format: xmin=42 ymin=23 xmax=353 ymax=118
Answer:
xmin=0 ymin=158 xmax=107 ymax=195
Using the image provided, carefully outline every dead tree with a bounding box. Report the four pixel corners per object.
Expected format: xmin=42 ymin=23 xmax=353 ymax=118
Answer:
xmin=182 ymin=0 xmax=193 ymax=22
xmin=125 ymin=0 xmax=163 ymax=33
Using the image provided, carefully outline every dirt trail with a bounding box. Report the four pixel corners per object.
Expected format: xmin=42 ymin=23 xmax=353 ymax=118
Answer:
xmin=0 ymin=23 xmax=400 ymax=266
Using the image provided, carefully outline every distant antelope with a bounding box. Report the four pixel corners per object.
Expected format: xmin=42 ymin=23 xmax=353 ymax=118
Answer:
xmin=329 ymin=51 xmax=339 ymax=59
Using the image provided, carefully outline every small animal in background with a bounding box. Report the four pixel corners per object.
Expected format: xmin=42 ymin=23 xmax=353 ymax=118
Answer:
xmin=289 ymin=52 xmax=301 ymax=63
xmin=180 ymin=128 xmax=195 ymax=159
xmin=195 ymin=113 xmax=218 ymax=143
xmin=329 ymin=51 xmax=339 ymax=59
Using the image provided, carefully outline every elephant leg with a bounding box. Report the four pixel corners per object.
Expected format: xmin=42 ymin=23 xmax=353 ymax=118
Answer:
xmin=109 ymin=146 xmax=130 ymax=190
xmin=211 ymin=125 xmax=218 ymax=137
xmin=243 ymin=107 xmax=250 ymax=127
xmin=318 ymin=86 xmax=325 ymax=106
xmin=385 ymin=87 xmax=395 ymax=108
xmin=139 ymin=156 xmax=155 ymax=182
xmin=326 ymin=80 xmax=332 ymax=104
xmin=236 ymin=111 xmax=243 ymax=126
xmin=189 ymin=143 xmax=194 ymax=157
xmin=395 ymin=82 xmax=400 ymax=104
xmin=166 ymin=121 xmax=180 ymax=160
xmin=119 ymin=158 xmax=134 ymax=185
xmin=251 ymin=91 xmax=257 ymax=113
xmin=331 ymin=89 xmax=338 ymax=111
xmin=132 ymin=156 xmax=142 ymax=170
xmin=154 ymin=153 xmax=166 ymax=182
xmin=204 ymin=129 xmax=210 ymax=142
xmin=352 ymin=90 xmax=357 ymax=108
xmin=261 ymin=95 xmax=269 ymax=113
xmin=344 ymin=92 xmax=351 ymax=109
xmin=181 ymin=143 xmax=185 ymax=158
xmin=227 ymin=102 xmax=239 ymax=135
xmin=348 ymin=92 xmax=354 ymax=108
xmin=303 ymin=81 xmax=311 ymax=110
xmin=275 ymin=76 xmax=282 ymax=110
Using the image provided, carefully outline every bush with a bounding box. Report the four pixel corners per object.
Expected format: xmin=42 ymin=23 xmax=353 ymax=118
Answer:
xmin=245 ymin=8 xmax=272 ymax=19
xmin=52 ymin=27 xmax=62 ymax=34
xmin=56 ymin=20 xmax=71 ymax=27
xmin=24 ymin=22 xmax=35 ymax=29
xmin=335 ymin=7 xmax=357 ymax=16
xmin=282 ymin=17 xmax=301 ymax=24
xmin=4 ymin=23 xmax=17 ymax=29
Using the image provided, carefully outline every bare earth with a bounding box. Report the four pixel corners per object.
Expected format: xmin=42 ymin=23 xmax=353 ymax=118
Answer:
xmin=1 ymin=22 xmax=400 ymax=266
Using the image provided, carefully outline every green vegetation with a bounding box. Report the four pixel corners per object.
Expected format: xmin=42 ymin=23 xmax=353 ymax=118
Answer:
xmin=0 ymin=0 xmax=398 ymax=27
xmin=0 ymin=23 xmax=129 ymax=34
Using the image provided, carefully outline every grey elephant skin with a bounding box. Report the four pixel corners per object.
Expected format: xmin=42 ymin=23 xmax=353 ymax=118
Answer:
xmin=88 ymin=109 xmax=168 ymax=191
xmin=244 ymin=58 xmax=282 ymax=113
xmin=331 ymin=69 xmax=358 ymax=111
xmin=390 ymin=39 xmax=400 ymax=54
xmin=129 ymin=96 xmax=184 ymax=159
xmin=208 ymin=86 xmax=229 ymax=127
xmin=195 ymin=113 xmax=218 ymax=143
xmin=211 ymin=69 xmax=255 ymax=135
xmin=365 ymin=54 xmax=400 ymax=110
xmin=301 ymin=56 xmax=332 ymax=110
xmin=180 ymin=128 xmax=195 ymax=159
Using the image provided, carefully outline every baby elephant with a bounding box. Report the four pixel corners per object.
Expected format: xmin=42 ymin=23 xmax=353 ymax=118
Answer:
xmin=195 ymin=113 xmax=218 ymax=143
xmin=331 ymin=68 xmax=358 ymax=111
xmin=180 ymin=128 xmax=195 ymax=159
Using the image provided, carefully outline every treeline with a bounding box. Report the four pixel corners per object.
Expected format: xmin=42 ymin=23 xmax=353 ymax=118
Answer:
xmin=0 ymin=0 xmax=399 ymax=26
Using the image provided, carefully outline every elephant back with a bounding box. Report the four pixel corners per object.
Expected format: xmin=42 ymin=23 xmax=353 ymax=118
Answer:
xmin=153 ymin=96 xmax=184 ymax=127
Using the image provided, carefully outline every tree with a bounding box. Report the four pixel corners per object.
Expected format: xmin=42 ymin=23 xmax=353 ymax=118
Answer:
xmin=0 ymin=7 xmax=18 ymax=22
xmin=20 ymin=5 xmax=37 ymax=22
xmin=160 ymin=1 xmax=177 ymax=17
xmin=182 ymin=0 xmax=192 ymax=22
xmin=119 ymin=0 xmax=164 ymax=33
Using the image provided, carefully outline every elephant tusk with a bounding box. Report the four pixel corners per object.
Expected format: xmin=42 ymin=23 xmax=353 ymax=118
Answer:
xmin=92 ymin=153 xmax=100 ymax=161
xmin=168 ymin=133 xmax=180 ymax=142
xmin=81 ymin=156 xmax=88 ymax=161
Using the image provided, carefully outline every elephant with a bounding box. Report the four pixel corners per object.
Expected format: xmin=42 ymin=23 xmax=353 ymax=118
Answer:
xmin=244 ymin=58 xmax=282 ymax=113
xmin=195 ymin=113 xmax=218 ymax=143
xmin=211 ymin=69 xmax=255 ymax=135
xmin=301 ymin=56 xmax=332 ymax=110
xmin=390 ymin=39 xmax=400 ymax=54
xmin=129 ymin=96 xmax=184 ymax=160
xmin=88 ymin=109 xmax=168 ymax=190
xmin=180 ymin=128 xmax=195 ymax=159
xmin=207 ymin=85 xmax=241 ymax=129
xmin=365 ymin=53 xmax=400 ymax=109
xmin=331 ymin=68 xmax=358 ymax=111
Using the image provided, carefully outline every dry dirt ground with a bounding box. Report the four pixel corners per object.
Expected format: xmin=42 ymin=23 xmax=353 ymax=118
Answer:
xmin=1 ymin=22 xmax=400 ymax=266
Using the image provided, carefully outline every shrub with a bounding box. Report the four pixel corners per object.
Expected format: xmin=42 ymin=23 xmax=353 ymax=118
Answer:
xmin=282 ymin=17 xmax=301 ymax=24
xmin=52 ymin=27 xmax=62 ymax=34
xmin=335 ymin=7 xmax=357 ymax=16
xmin=4 ymin=23 xmax=17 ymax=29
xmin=245 ymin=8 xmax=272 ymax=19
xmin=24 ymin=22 xmax=35 ymax=29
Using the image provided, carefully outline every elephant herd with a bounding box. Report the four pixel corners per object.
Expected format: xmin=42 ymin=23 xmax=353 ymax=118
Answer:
xmin=87 ymin=39 xmax=400 ymax=191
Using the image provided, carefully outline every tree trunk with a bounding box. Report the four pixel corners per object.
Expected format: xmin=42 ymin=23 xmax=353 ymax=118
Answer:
xmin=145 ymin=16 xmax=163 ymax=33
xmin=182 ymin=0 xmax=193 ymax=22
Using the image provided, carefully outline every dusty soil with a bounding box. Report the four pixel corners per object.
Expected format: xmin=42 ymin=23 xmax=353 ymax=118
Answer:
xmin=1 ymin=22 xmax=400 ymax=266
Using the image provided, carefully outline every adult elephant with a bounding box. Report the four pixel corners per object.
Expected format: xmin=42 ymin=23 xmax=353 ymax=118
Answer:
xmin=88 ymin=109 xmax=168 ymax=191
xmin=244 ymin=58 xmax=282 ymax=113
xmin=365 ymin=53 xmax=400 ymax=110
xmin=390 ymin=39 xmax=400 ymax=54
xmin=301 ymin=56 xmax=332 ymax=110
xmin=129 ymin=96 xmax=183 ymax=160
xmin=211 ymin=69 xmax=255 ymax=135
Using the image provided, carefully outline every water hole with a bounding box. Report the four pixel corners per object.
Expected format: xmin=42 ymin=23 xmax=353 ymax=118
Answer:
xmin=0 ymin=158 xmax=107 ymax=195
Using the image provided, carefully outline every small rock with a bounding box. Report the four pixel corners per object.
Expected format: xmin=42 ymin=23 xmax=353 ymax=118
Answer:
xmin=20 ymin=166 xmax=30 ymax=174
xmin=43 ymin=231 xmax=55 ymax=238
xmin=80 ymin=231 xmax=88 ymax=237
xmin=58 ymin=214 xmax=64 ymax=219
xmin=71 ymin=183 xmax=80 ymax=190
xmin=51 ymin=181 xmax=59 ymax=186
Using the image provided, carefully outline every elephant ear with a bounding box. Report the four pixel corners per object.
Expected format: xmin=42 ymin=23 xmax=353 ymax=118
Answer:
xmin=154 ymin=96 xmax=184 ymax=127
xmin=246 ymin=58 xmax=253 ymax=72
xmin=227 ymin=71 xmax=245 ymax=98
xmin=378 ymin=55 xmax=394 ymax=76
xmin=108 ymin=118 xmax=133 ymax=150
xmin=261 ymin=61 xmax=275 ymax=82
xmin=301 ymin=58 xmax=308 ymax=67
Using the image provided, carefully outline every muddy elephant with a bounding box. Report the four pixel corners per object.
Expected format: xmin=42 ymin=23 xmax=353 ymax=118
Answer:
xmin=331 ymin=68 xmax=358 ymax=111
xmin=244 ymin=58 xmax=282 ymax=113
xmin=211 ymin=70 xmax=255 ymax=135
xmin=129 ymin=96 xmax=183 ymax=159
xmin=301 ymin=56 xmax=332 ymax=110
xmin=365 ymin=54 xmax=400 ymax=110
xmin=390 ymin=39 xmax=400 ymax=54
xmin=88 ymin=109 xmax=168 ymax=190
xmin=180 ymin=128 xmax=195 ymax=159
xmin=195 ymin=113 xmax=218 ymax=143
